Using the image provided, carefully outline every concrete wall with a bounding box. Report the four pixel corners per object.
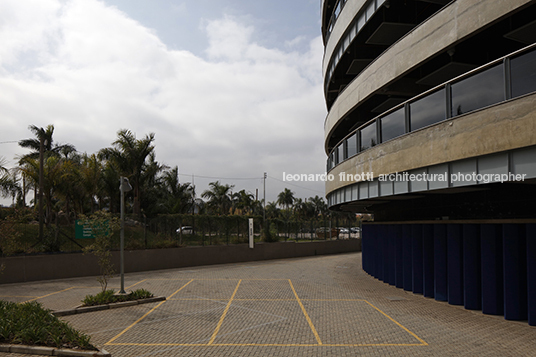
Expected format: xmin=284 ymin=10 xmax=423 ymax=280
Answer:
xmin=324 ymin=0 xmax=533 ymax=142
xmin=326 ymin=93 xmax=536 ymax=194
xmin=0 ymin=240 xmax=361 ymax=285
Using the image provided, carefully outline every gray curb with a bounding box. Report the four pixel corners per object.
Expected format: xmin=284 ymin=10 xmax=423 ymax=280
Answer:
xmin=53 ymin=296 xmax=166 ymax=316
xmin=0 ymin=345 xmax=110 ymax=356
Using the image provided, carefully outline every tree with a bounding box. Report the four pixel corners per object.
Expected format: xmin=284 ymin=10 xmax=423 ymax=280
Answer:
xmin=232 ymin=189 xmax=254 ymax=215
xmin=201 ymin=181 xmax=234 ymax=215
xmin=309 ymin=195 xmax=328 ymax=218
xmin=159 ymin=166 xmax=195 ymax=214
xmin=99 ymin=129 xmax=156 ymax=217
xmin=277 ymin=188 xmax=295 ymax=210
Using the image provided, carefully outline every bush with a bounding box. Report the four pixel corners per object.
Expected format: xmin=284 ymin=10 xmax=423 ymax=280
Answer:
xmin=81 ymin=288 xmax=154 ymax=306
xmin=0 ymin=300 xmax=96 ymax=350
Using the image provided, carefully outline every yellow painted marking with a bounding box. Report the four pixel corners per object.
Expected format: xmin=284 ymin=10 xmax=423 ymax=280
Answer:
xmin=126 ymin=279 xmax=147 ymax=290
xmin=207 ymin=279 xmax=241 ymax=345
xmin=105 ymin=279 xmax=194 ymax=345
xmin=288 ymin=279 xmax=322 ymax=345
xmin=363 ymin=300 xmax=428 ymax=345
xmin=108 ymin=342 xmax=425 ymax=347
xmin=24 ymin=287 xmax=75 ymax=302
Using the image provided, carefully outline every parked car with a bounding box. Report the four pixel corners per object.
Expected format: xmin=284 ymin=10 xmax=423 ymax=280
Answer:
xmin=339 ymin=228 xmax=350 ymax=234
xmin=350 ymin=227 xmax=362 ymax=234
xmin=176 ymin=226 xmax=194 ymax=234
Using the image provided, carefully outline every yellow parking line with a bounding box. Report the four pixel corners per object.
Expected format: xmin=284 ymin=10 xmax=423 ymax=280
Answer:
xmin=363 ymin=300 xmax=428 ymax=345
xmin=105 ymin=279 xmax=194 ymax=345
xmin=126 ymin=279 xmax=147 ymax=290
xmin=24 ymin=287 xmax=75 ymax=302
xmin=207 ymin=279 xmax=241 ymax=345
xmin=288 ymin=279 xmax=322 ymax=345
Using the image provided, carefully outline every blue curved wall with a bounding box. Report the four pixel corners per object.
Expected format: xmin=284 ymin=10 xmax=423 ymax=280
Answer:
xmin=362 ymin=223 xmax=536 ymax=325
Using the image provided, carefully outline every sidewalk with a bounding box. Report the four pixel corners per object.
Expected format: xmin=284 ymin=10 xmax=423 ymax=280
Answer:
xmin=1 ymin=252 xmax=535 ymax=356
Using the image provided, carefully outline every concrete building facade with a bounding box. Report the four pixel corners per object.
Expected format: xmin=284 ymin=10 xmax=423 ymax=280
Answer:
xmin=321 ymin=0 xmax=536 ymax=324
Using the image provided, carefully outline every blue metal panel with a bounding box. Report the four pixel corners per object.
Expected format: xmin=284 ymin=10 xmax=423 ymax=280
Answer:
xmin=403 ymin=224 xmax=413 ymax=291
xmin=395 ymin=224 xmax=404 ymax=288
xmin=463 ymin=224 xmax=481 ymax=310
xmin=480 ymin=224 xmax=504 ymax=315
xmin=412 ymin=224 xmax=423 ymax=294
xmin=434 ymin=224 xmax=448 ymax=301
xmin=527 ymin=224 xmax=536 ymax=326
xmin=387 ymin=225 xmax=397 ymax=285
xmin=448 ymin=224 xmax=464 ymax=305
xmin=503 ymin=224 xmax=527 ymax=320
xmin=423 ymin=224 xmax=435 ymax=298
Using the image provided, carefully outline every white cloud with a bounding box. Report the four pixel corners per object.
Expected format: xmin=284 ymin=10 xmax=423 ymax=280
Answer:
xmin=0 ymin=0 xmax=327 ymax=204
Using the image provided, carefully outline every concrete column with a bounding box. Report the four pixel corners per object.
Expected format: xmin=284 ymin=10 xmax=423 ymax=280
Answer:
xmin=423 ymin=224 xmax=435 ymax=298
xmin=412 ymin=224 xmax=424 ymax=294
xmin=463 ymin=224 xmax=481 ymax=310
xmin=481 ymin=224 xmax=503 ymax=315
xmin=503 ymin=224 xmax=527 ymax=321
xmin=448 ymin=224 xmax=464 ymax=305
xmin=434 ymin=224 xmax=448 ymax=301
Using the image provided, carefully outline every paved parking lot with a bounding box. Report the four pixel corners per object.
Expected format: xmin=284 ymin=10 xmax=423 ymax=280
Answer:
xmin=1 ymin=252 xmax=535 ymax=356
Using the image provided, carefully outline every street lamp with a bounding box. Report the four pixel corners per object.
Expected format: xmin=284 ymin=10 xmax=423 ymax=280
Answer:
xmin=119 ymin=176 xmax=132 ymax=294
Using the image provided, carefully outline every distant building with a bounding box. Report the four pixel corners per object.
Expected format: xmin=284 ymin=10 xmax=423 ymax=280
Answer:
xmin=321 ymin=0 xmax=536 ymax=324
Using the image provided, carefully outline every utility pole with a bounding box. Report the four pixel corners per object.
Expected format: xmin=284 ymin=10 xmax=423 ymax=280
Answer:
xmin=263 ymin=172 xmax=267 ymax=224
xmin=38 ymin=136 xmax=45 ymax=241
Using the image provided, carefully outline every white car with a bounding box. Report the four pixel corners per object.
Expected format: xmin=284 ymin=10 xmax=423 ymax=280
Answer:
xmin=176 ymin=226 xmax=194 ymax=234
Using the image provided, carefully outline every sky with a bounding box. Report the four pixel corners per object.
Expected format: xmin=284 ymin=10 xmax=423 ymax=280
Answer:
xmin=0 ymin=0 xmax=327 ymax=206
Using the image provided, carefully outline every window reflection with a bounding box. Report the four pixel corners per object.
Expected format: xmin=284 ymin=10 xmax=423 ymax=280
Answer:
xmin=511 ymin=48 xmax=536 ymax=98
xmin=360 ymin=123 xmax=377 ymax=151
xmin=380 ymin=107 xmax=405 ymax=142
xmin=451 ymin=64 xmax=503 ymax=116
xmin=347 ymin=133 xmax=357 ymax=158
xmin=410 ymin=89 xmax=446 ymax=131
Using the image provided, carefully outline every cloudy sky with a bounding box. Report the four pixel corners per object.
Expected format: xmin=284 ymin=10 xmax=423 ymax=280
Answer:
xmin=0 ymin=0 xmax=327 ymax=206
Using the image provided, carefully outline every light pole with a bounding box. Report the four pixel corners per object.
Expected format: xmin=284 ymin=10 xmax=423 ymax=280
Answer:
xmin=119 ymin=176 xmax=132 ymax=294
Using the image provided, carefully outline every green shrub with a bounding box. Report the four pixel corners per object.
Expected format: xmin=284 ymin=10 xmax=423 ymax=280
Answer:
xmin=82 ymin=288 xmax=154 ymax=306
xmin=0 ymin=300 xmax=96 ymax=350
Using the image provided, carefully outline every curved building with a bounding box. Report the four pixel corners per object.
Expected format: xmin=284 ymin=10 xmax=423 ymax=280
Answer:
xmin=321 ymin=0 xmax=536 ymax=324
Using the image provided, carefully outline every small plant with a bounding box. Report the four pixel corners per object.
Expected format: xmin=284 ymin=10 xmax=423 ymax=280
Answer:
xmin=80 ymin=211 xmax=120 ymax=291
xmin=0 ymin=300 xmax=96 ymax=350
xmin=81 ymin=288 xmax=154 ymax=306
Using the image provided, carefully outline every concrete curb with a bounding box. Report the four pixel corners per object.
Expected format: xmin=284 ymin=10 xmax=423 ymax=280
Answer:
xmin=53 ymin=296 xmax=166 ymax=316
xmin=0 ymin=344 xmax=110 ymax=356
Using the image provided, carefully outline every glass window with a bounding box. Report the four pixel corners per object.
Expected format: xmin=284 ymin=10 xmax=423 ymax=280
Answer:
xmin=338 ymin=143 xmax=346 ymax=162
xmin=344 ymin=33 xmax=351 ymax=51
xmin=511 ymin=48 xmax=536 ymax=98
xmin=410 ymin=88 xmax=446 ymax=131
xmin=335 ymin=2 xmax=341 ymax=18
xmin=451 ymin=64 xmax=504 ymax=116
xmin=357 ymin=12 xmax=366 ymax=31
xmin=347 ymin=133 xmax=357 ymax=158
xmin=366 ymin=1 xmax=375 ymax=21
xmin=380 ymin=107 xmax=405 ymax=142
xmin=350 ymin=22 xmax=357 ymax=41
xmin=360 ymin=122 xmax=377 ymax=151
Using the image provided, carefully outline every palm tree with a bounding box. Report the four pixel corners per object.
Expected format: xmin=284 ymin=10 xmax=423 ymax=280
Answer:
xmin=232 ymin=189 xmax=255 ymax=215
xmin=161 ymin=166 xmax=195 ymax=214
xmin=201 ymin=181 xmax=234 ymax=215
xmin=277 ymin=188 xmax=295 ymax=210
xmin=0 ymin=158 xmax=21 ymax=205
xmin=265 ymin=201 xmax=280 ymax=219
xmin=18 ymin=124 xmax=76 ymax=207
xmin=99 ymin=129 xmax=156 ymax=217
xmin=309 ymin=195 xmax=328 ymax=217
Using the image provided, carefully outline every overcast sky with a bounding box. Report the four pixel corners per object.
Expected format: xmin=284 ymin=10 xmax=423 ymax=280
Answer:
xmin=0 ymin=0 xmax=327 ymax=206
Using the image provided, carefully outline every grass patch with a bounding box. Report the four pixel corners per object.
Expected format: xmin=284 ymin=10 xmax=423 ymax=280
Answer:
xmin=82 ymin=288 xmax=154 ymax=306
xmin=0 ymin=300 xmax=96 ymax=350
